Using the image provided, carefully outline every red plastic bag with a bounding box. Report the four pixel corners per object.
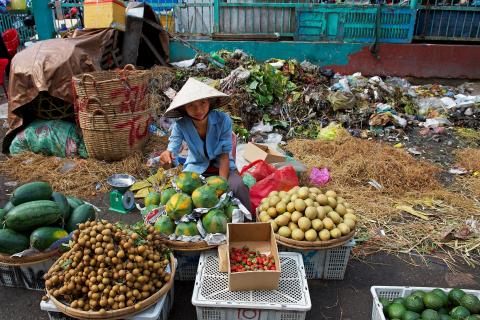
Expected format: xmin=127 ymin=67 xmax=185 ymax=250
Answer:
xmin=250 ymin=165 xmax=298 ymax=213
xmin=239 ymin=160 xmax=276 ymax=182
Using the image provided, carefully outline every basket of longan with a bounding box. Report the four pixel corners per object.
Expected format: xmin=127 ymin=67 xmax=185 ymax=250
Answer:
xmin=44 ymin=220 xmax=175 ymax=320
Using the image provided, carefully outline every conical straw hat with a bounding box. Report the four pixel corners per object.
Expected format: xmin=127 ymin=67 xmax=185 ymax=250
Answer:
xmin=164 ymin=78 xmax=230 ymax=118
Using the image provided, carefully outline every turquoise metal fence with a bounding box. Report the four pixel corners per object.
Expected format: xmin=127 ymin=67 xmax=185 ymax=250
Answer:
xmin=173 ymin=0 xmax=418 ymax=42
xmin=218 ymin=0 xmax=303 ymax=36
xmin=0 ymin=11 xmax=36 ymax=46
xmin=43 ymin=0 xmax=418 ymax=41
xmin=34 ymin=0 xmax=480 ymax=42
xmin=51 ymin=0 xmax=84 ymax=37
xmin=415 ymin=0 xmax=480 ymax=41
xmin=296 ymin=5 xmax=416 ymax=42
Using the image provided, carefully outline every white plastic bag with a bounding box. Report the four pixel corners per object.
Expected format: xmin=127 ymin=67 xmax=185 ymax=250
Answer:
xmin=250 ymin=121 xmax=273 ymax=134
xmin=417 ymin=97 xmax=447 ymax=116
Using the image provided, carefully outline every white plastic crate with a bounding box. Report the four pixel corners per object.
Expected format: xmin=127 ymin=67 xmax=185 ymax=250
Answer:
xmin=175 ymin=250 xmax=201 ymax=281
xmin=0 ymin=257 xmax=57 ymax=290
xmin=279 ymin=239 xmax=355 ymax=280
xmin=40 ymin=285 xmax=174 ymax=320
xmin=192 ymin=251 xmax=311 ymax=320
xmin=175 ymin=250 xmax=218 ymax=281
xmin=371 ymin=286 xmax=480 ymax=320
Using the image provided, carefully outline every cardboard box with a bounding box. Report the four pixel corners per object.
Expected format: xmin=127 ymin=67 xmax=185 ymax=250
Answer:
xmin=84 ymin=0 xmax=126 ymax=31
xmin=227 ymin=223 xmax=281 ymax=291
xmin=243 ymin=142 xmax=286 ymax=164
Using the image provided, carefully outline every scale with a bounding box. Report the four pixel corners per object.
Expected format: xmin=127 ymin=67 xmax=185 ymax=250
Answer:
xmin=107 ymin=174 xmax=137 ymax=214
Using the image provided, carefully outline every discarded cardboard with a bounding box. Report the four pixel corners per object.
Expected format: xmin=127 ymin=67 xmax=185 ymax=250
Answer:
xmin=227 ymin=223 xmax=281 ymax=291
xmin=243 ymin=142 xmax=286 ymax=164
xmin=218 ymin=244 xmax=228 ymax=273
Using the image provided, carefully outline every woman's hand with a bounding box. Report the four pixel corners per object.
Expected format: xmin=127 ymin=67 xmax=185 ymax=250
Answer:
xmin=159 ymin=150 xmax=174 ymax=165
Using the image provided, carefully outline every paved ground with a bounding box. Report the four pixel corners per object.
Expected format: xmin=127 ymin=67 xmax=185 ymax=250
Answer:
xmin=1 ymin=85 xmax=479 ymax=320
xmin=0 ymin=246 xmax=479 ymax=320
xmin=0 ymin=181 xmax=479 ymax=320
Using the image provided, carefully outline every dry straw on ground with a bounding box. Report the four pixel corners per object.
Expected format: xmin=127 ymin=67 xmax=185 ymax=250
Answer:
xmin=287 ymin=137 xmax=480 ymax=268
xmin=0 ymin=152 xmax=149 ymax=199
xmin=0 ymin=136 xmax=168 ymax=199
xmin=1 ymin=133 xmax=478 ymax=267
xmin=286 ymin=137 xmax=441 ymax=196
xmin=455 ymin=148 xmax=480 ymax=172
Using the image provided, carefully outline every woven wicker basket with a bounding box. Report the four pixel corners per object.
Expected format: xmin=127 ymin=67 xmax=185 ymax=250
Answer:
xmin=47 ymin=253 xmax=176 ymax=320
xmin=75 ymin=96 xmax=150 ymax=115
xmin=0 ymin=250 xmax=61 ymax=266
xmin=73 ymin=64 xmax=150 ymax=113
xmin=78 ymin=108 xmax=153 ymax=161
xmin=162 ymin=238 xmax=218 ymax=252
xmin=275 ymin=229 xmax=355 ymax=250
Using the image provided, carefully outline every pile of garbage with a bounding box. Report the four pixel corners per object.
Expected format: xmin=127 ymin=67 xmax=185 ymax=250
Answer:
xmin=155 ymin=50 xmax=479 ymax=144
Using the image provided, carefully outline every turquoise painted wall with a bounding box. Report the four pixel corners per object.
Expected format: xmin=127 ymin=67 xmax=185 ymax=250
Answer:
xmin=169 ymin=40 xmax=480 ymax=79
xmin=169 ymin=40 xmax=366 ymax=66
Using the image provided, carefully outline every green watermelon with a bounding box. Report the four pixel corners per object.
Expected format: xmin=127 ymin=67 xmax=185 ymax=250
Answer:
xmin=0 ymin=209 xmax=6 ymax=229
xmin=175 ymin=221 xmax=199 ymax=237
xmin=154 ymin=215 xmax=175 ymax=235
xmin=202 ymin=209 xmax=228 ymax=234
xmin=161 ymin=188 xmax=177 ymax=205
xmin=192 ymin=185 xmax=219 ymax=208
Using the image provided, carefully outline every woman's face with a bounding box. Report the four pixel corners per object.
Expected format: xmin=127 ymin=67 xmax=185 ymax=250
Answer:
xmin=184 ymin=99 xmax=210 ymax=121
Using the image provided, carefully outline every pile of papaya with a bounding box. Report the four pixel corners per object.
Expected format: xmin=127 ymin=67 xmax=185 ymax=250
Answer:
xmin=144 ymin=172 xmax=239 ymax=238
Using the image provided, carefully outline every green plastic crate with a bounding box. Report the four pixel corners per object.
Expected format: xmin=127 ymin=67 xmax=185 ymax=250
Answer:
xmin=296 ymin=5 xmax=416 ymax=43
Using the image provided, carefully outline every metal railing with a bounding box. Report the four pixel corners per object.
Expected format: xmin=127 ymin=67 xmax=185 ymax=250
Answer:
xmin=48 ymin=0 xmax=416 ymax=38
xmin=218 ymin=0 xmax=304 ymax=36
xmin=42 ymin=0 xmax=480 ymax=41
xmin=174 ymin=0 xmax=213 ymax=34
xmin=415 ymin=0 xmax=480 ymax=40
xmin=0 ymin=11 xmax=36 ymax=46
xmin=51 ymin=0 xmax=84 ymax=37
xmin=174 ymin=0 xmax=416 ymax=37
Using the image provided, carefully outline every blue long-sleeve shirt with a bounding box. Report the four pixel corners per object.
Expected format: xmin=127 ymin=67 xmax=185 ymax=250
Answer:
xmin=166 ymin=110 xmax=236 ymax=174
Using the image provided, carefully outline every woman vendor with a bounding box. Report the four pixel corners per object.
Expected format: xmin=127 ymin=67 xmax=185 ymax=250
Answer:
xmin=159 ymin=78 xmax=251 ymax=212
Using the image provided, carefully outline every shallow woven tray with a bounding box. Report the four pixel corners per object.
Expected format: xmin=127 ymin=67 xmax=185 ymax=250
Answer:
xmin=162 ymin=238 xmax=217 ymax=252
xmin=0 ymin=250 xmax=60 ymax=266
xmin=275 ymin=229 xmax=355 ymax=250
xmin=46 ymin=254 xmax=175 ymax=320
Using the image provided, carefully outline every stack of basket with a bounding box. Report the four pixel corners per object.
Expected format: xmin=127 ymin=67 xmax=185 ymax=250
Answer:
xmin=73 ymin=64 xmax=153 ymax=161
